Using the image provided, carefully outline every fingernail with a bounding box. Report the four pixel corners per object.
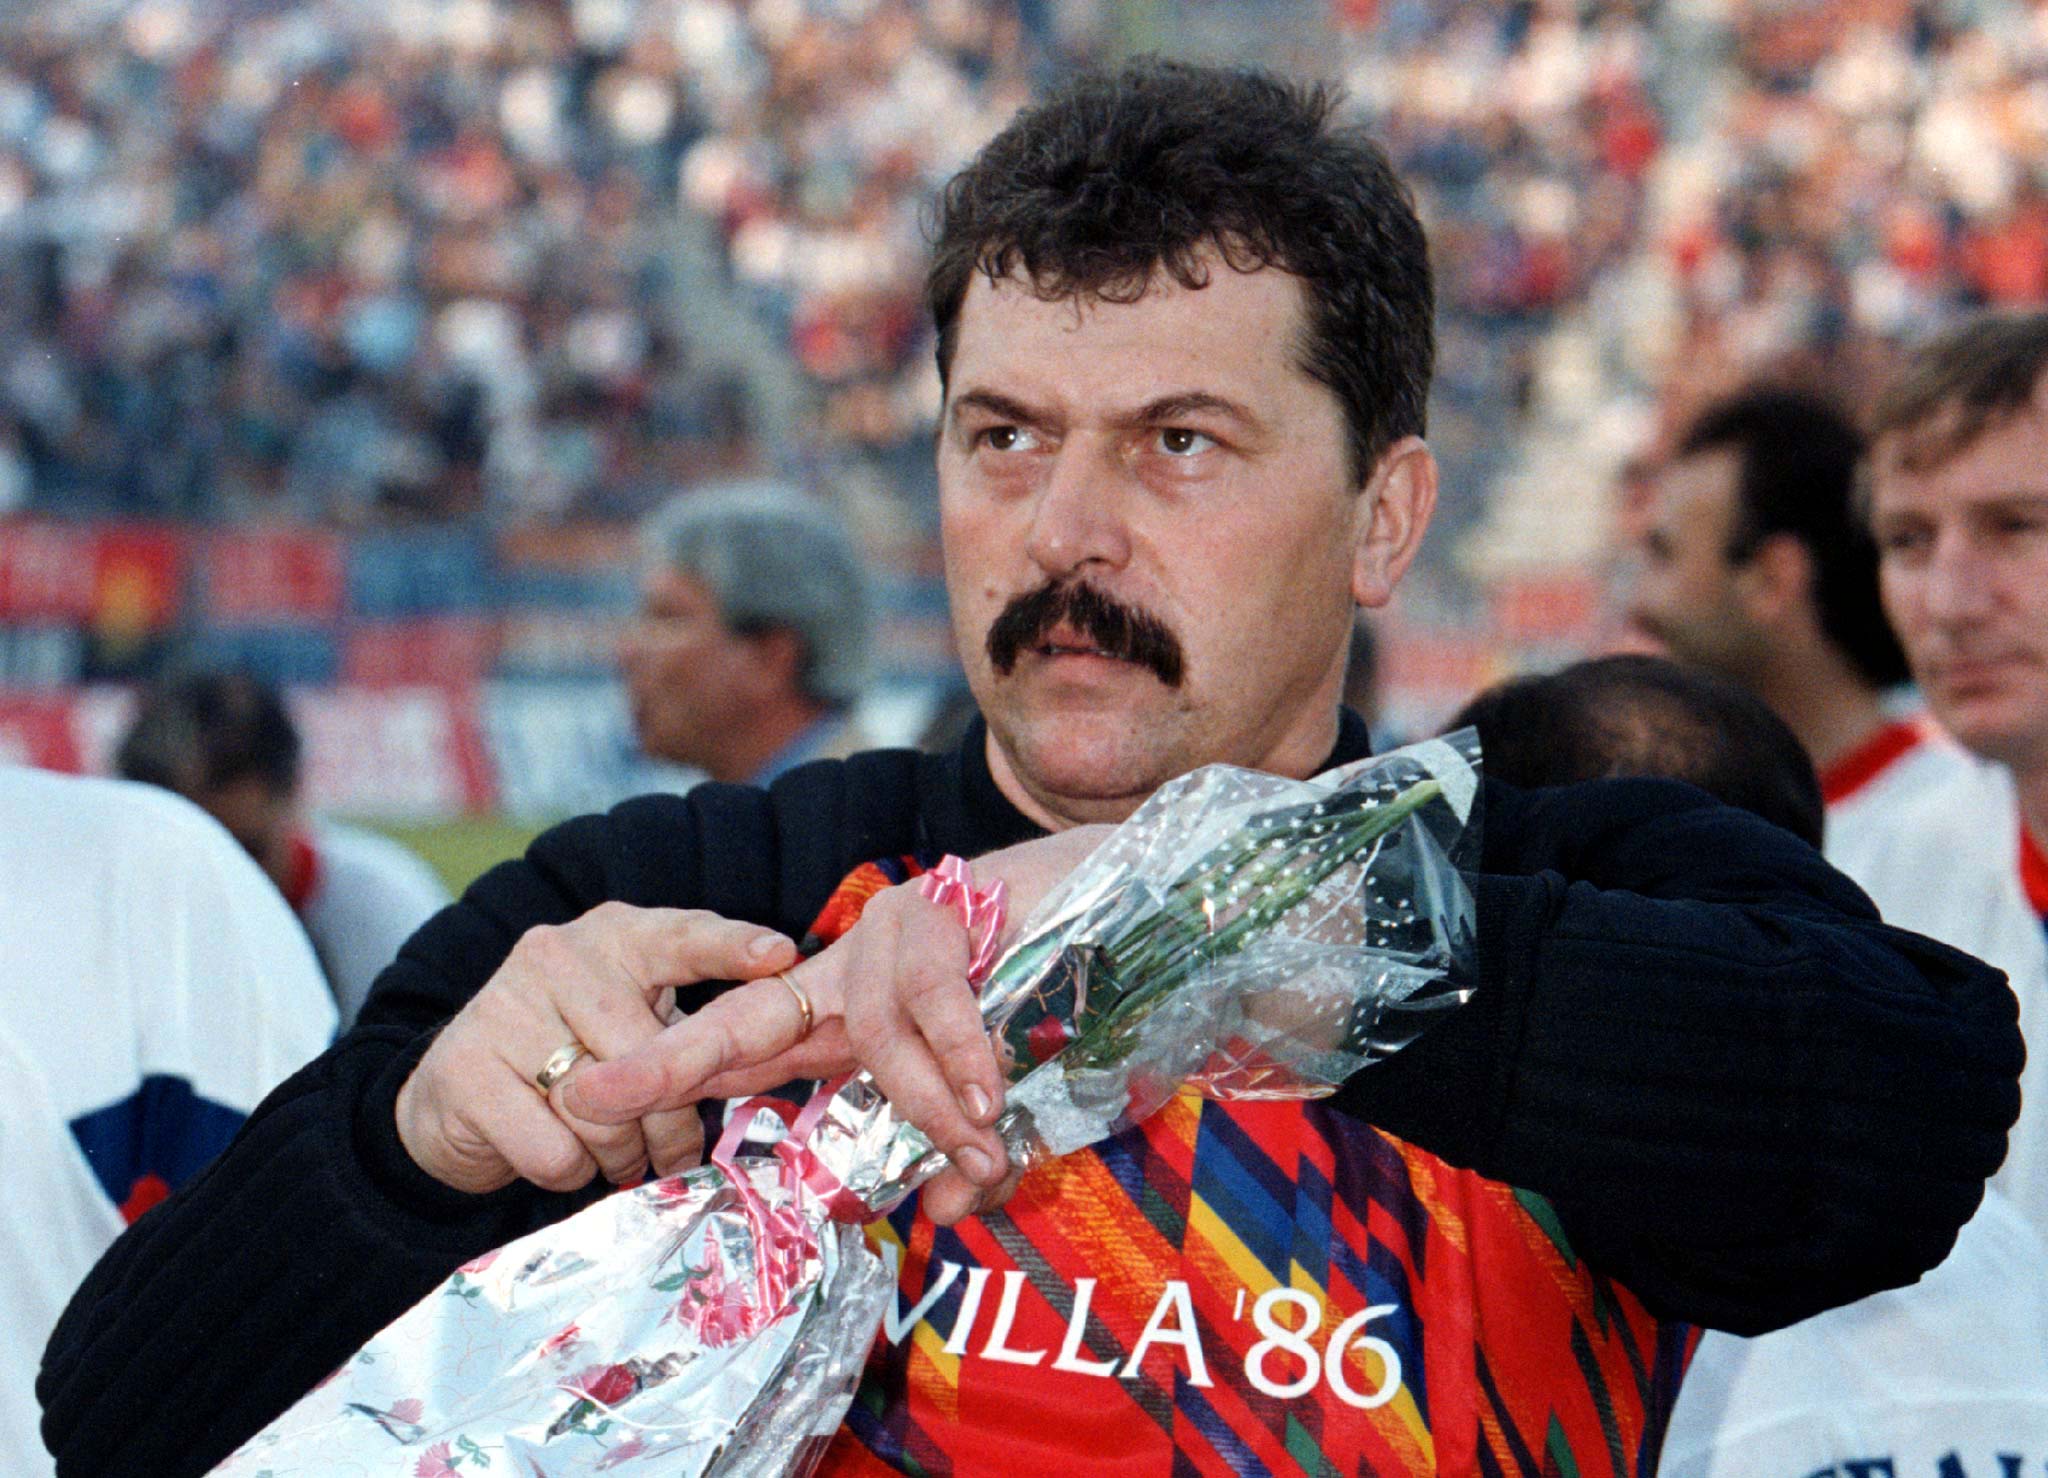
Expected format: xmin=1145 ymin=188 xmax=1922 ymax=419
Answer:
xmin=955 ymin=1145 xmax=997 ymax=1184
xmin=960 ymin=1084 xmax=992 ymax=1123
xmin=747 ymin=933 xmax=788 ymax=960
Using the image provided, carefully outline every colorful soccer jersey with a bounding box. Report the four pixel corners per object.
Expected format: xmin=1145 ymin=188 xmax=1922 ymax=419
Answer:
xmin=805 ymin=858 xmax=1696 ymax=1477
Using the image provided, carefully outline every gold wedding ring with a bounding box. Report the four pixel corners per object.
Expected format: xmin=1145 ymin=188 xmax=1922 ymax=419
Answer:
xmin=775 ymin=970 xmax=814 ymax=1036
xmin=534 ymin=1040 xmax=591 ymax=1093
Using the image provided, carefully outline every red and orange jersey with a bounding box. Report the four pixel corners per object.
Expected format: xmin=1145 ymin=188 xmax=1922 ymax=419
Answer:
xmin=807 ymin=857 xmax=1696 ymax=1478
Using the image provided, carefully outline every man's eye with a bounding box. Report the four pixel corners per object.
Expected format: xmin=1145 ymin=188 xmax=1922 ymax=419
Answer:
xmin=978 ymin=426 xmax=1039 ymax=453
xmin=1156 ymin=428 xmax=1215 ymax=457
xmin=1875 ymin=527 xmax=1928 ymax=556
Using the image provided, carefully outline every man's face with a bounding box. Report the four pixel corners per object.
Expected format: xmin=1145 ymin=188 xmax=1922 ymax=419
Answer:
xmin=1872 ymin=382 xmax=2048 ymax=773
xmin=937 ymin=255 xmax=1423 ymax=824
xmin=1626 ymin=449 xmax=1770 ymax=679
xmin=618 ymin=566 xmax=760 ymax=770
xmin=198 ymin=774 xmax=296 ymax=893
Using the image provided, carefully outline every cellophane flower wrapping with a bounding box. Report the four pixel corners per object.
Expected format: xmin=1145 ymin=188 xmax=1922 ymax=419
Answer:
xmin=211 ymin=733 xmax=1480 ymax=1478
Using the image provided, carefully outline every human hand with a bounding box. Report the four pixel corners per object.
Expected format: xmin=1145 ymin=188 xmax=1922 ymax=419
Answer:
xmin=394 ymin=904 xmax=799 ymax=1195
xmin=566 ymin=825 xmax=1114 ymax=1223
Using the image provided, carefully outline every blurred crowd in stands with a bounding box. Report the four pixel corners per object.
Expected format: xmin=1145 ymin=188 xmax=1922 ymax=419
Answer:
xmin=0 ymin=0 xmax=1049 ymax=527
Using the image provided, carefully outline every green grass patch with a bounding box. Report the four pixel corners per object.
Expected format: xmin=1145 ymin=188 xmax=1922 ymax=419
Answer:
xmin=355 ymin=815 xmax=553 ymax=896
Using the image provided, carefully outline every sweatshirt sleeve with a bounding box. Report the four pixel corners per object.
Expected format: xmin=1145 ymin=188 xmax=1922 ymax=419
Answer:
xmin=1332 ymin=774 xmax=2024 ymax=1335
xmin=37 ymin=792 xmax=753 ymax=1478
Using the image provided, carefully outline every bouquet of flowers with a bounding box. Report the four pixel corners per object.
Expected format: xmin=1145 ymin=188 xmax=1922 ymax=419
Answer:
xmin=212 ymin=734 xmax=1479 ymax=1478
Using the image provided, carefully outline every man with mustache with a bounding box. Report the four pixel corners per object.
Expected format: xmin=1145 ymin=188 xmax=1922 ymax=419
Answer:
xmin=43 ymin=63 xmax=2020 ymax=1478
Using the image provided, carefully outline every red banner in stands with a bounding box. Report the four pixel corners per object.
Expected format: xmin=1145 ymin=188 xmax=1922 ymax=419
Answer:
xmin=0 ymin=522 xmax=186 ymax=634
xmin=0 ymin=688 xmax=134 ymax=772
xmin=293 ymin=687 xmax=497 ymax=818
xmin=201 ymin=529 xmax=347 ymax=625
xmin=342 ymin=617 xmax=501 ymax=688
xmin=0 ymin=521 xmax=99 ymax=623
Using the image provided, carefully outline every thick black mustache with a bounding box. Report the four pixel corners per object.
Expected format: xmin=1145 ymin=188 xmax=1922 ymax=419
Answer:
xmin=984 ymin=580 xmax=1186 ymax=687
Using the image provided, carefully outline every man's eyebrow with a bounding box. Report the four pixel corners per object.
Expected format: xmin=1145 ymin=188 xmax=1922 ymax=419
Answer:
xmin=948 ymin=389 xmax=1046 ymax=427
xmin=1120 ymin=391 xmax=1261 ymax=430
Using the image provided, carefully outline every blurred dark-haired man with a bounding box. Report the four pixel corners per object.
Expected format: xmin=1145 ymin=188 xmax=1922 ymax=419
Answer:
xmin=1625 ymin=387 xmax=1970 ymax=878
xmin=116 ymin=672 xmax=448 ymax=1028
xmin=44 ymin=63 xmax=2021 ymax=1478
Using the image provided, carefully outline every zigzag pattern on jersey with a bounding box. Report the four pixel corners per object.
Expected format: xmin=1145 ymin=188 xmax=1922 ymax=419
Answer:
xmin=801 ymin=856 xmax=1696 ymax=1476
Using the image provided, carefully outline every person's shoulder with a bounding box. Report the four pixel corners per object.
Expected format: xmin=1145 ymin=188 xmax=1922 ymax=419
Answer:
xmin=0 ymin=767 xmax=246 ymax=864
xmin=1852 ymin=749 xmax=2014 ymax=869
xmin=306 ymin=819 xmax=450 ymax=902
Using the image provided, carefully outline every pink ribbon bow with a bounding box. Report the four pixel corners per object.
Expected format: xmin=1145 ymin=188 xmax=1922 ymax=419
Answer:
xmin=918 ymin=853 xmax=1008 ymax=985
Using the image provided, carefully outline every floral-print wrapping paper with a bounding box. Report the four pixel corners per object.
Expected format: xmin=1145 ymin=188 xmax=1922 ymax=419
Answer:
xmin=212 ymin=734 xmax=1480 ymax=1478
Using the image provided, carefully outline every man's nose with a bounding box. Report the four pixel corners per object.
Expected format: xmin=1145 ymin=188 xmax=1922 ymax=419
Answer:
xmin=1023 ymin=442 xmax=1132 ymax=580
xmin=1921 ymin=530 xmax=1995 ymax=625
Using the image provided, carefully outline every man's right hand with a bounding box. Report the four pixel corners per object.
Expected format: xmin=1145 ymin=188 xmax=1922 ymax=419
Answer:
xmin=393 ymin=903 xmax=799 ymax=1195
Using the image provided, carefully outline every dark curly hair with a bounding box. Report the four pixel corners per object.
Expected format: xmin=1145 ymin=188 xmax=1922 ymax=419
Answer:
xmin=1676 ymin=387 xmax=1909 ymax=690
xmin=925 ymin=59 xmax=1434 ymax=483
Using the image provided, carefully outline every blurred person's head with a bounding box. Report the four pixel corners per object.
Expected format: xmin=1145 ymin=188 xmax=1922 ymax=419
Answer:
xmin=923 ymin=60 xmax=1439 ymax=827
xmin=1628 ymin=387 xmax=1906 ymax=698
xmin=1869 ymin=310 xmax=2048 ymax=777
xmin=116 ymin=672 xmax=305 ymax=889
xmin=623 ymin=480 xmax=875 ymax=783
xmin=1448 ymin=654 xmax=1825 ymax=847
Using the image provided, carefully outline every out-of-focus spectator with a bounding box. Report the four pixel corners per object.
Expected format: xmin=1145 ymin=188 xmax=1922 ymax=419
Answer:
xmin=1622 ymin=385 xmax=1968 ymax=877
xmin=1857 ymin=308 xmax=2048 ymax=1241
xmin=622 ymin=479 xmax=874 ymax=783
xmin=0 ymin=766 xmax=334 ymax=1478
xmin=1676 ymin=308 xmax=2048 ymax=1476
xmin=115 ymin=671 xmax=449 ymax=1028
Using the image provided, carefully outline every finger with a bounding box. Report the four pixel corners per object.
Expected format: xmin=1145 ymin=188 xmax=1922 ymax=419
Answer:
xmin=859 ymin=1028 xmax=1008 ymax=1187
xmin=643 ymin=1105 xmax=705 ymax=1179
xmin=609 ymin=907 xmax=799 ymax=994
xmin=546 ymin=1084 xmax=652 ymax=1185
xmin=507 ymin=1036 xmax=651 ymax=1186
xmin=565 ymin=965 xmax=833 ymax=1122
xmin=482 ymin=1077 xmax=603 ymax=1193
xmin=893 ymin=895 xmax=1004 ymax=1127
xmin=921 ymin=1160 xmax=1026 ymax=1226
xmin=692 ymin=1021 xmax=856 ymax=1101
xmin=847 ymin=909 xmax=1005 ymax=1186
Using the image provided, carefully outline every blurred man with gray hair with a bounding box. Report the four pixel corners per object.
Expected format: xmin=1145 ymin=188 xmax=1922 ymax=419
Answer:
xmin=620 ymin=481 xmax=876 ymax=785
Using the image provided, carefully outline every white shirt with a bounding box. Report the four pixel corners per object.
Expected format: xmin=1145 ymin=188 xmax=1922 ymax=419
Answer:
xmin=1821 ymin=716 xmax=1975 ymax=888
xmin=0 ymin=768 xmax=335 ymax=1478
xmin=1659 ymin=1191 xmax=2048 ymax=1476
xmin=1668 ymin=752 xmax=2048 ymax=1472
xmin=299 ymin=820 xmax=450 ymax=1028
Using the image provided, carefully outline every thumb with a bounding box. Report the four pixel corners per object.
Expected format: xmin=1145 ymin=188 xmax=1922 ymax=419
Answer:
xmin=565 ymin=969 xmax=828 ymax=1122
xmin=564 ymin=1051 xmax=675 ymax=1123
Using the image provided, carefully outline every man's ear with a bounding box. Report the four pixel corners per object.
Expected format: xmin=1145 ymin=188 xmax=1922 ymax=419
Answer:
xmin=743 ymin=626 xmax=808 ymax=698
xmin=1353 ymin=437 xmax=1439 ymax=610
xmin=1734 ymin=532 xmax=1812 ymax=629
